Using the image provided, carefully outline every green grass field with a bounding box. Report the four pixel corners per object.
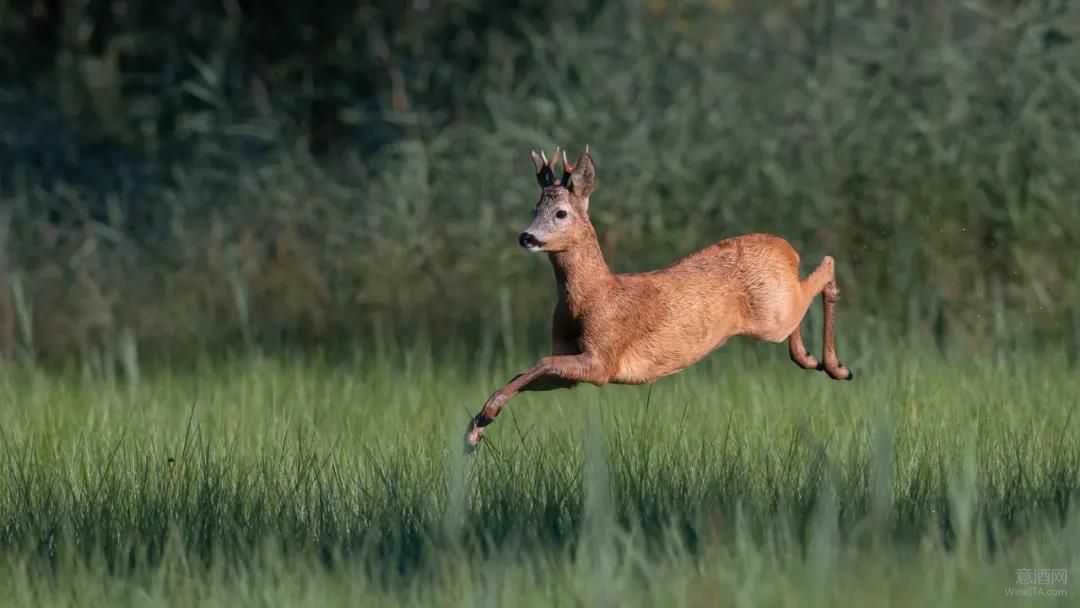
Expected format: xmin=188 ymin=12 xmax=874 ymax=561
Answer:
xmin=0 ymin=341 xmax=1077 ymax=606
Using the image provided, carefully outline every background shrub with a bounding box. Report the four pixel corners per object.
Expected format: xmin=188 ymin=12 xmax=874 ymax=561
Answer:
xmin=1 ymin=0 xmax=1078 ymax=362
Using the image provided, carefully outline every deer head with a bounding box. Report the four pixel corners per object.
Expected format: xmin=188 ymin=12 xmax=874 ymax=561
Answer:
xmin=519 ymin=145 xmax=597 ymax=252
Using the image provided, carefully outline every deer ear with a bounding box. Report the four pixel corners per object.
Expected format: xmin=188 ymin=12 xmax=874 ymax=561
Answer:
xmin=531 ymin=147 xmax=560 ymax=188
xmin=567 ymin=147 xmax=596 ymax=202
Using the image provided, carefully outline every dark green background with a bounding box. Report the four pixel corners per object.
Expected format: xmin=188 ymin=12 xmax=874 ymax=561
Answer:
xmin=1 ymin=0 xmax=1077 ymax=362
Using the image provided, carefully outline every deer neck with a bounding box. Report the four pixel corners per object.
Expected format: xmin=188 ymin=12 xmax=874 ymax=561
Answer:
xmin=549 ymin=226 xmax=613 ymax=314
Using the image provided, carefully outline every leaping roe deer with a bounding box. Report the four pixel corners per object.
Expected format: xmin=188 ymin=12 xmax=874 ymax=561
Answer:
xmin=465 ymin=146 xmax=853 ymax=451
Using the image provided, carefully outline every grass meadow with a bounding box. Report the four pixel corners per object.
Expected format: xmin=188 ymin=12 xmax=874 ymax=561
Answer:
xmin=1 ymin=338 xmax=1077 ymax=606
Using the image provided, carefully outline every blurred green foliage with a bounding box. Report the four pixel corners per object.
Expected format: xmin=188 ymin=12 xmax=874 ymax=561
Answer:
xmin=1 ymin=0 xmax=1078 ymax=362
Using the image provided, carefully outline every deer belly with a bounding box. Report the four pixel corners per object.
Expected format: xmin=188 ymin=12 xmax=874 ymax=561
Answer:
xmin=609 ymin=309 xmax=734 ymax=384
xmin=611 ymin=343 xmax=716 ymax=385
xmin=612 ymin=355 xmax=676 ymax=384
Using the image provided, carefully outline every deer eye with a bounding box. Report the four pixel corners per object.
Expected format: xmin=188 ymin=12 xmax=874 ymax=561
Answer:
xmin=555 ymin=209 xmax=568 ymax=219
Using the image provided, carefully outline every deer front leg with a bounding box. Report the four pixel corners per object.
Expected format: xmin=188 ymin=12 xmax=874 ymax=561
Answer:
xmin=465 ymin=353 xmax=608 ymax=451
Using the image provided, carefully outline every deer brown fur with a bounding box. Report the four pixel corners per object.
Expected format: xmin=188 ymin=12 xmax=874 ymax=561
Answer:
xmin=464 ymin=146 xmax=853 ymax=450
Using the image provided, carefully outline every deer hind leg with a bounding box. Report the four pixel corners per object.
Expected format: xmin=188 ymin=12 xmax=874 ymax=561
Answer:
xmin=783 ymin=256 xmax=834 ymax=371
xmin=784 ymin=256 xmax=853 ymax=379
xmin=793 ymin=255 xmax=853 ymax=380
xmin=465 ymin=353 xmax=608 ymax=452
xmin=788 ymin=324 xmax=821 ymax=370
xmin=820 ymin=275 xmax=853 ymax=380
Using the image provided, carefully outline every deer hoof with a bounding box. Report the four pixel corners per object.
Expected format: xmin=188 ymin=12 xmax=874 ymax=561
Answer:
xmin=464 ymin=429 xmax=485 ymax=453
xmin=826 ymin=365 xmax=853 ymax=381
xmin=464 ymin=421 xmax=486 ymax=453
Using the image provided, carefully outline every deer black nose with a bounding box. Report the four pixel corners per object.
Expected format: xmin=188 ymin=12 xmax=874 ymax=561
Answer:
xmin=519 ymin=232 xmax=539 ymax=249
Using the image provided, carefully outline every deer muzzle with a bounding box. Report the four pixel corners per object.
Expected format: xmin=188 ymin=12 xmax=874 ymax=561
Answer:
xmin=518 ymin=232 xmax=544 ymax=251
